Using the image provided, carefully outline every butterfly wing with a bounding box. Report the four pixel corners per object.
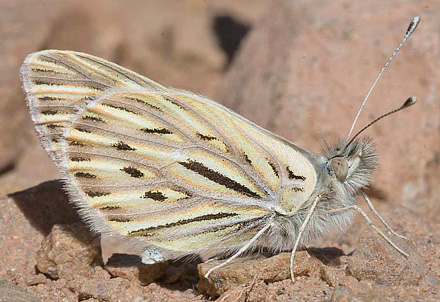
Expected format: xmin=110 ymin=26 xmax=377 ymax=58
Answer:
xmin=21 ymin=50 xmax=317 ymax=260
xmin=20 ymin=50 xmax=165 ymax=163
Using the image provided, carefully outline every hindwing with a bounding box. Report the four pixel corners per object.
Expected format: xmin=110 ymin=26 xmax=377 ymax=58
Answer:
xmin=21 ymin=50 xmax=317 ymax=257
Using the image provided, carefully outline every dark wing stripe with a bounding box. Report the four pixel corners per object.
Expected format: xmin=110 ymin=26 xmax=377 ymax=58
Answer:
xmin=82 ymin=115 xmax=106 ymax=123
xmin=268 ymin=161 xmax=279 ymax=177
xmin=127 ymin=212 xmax=238 ymax=236
xmin=286 ymin=166 xmax=306 ymax=181
xmin=143 ymin=191 xmax=167 ymax=201
xmin=41 ymin=109 xmax=58 ymax=115
xmin=179 ymin=160 xmax=261 ymax=199
xmin=111 ymin=141 xmax=136 ymax=151
xmin=75 ymin=54 xmax=157 ymax=89
xmin=120 ymin=167 xmax=144 ymax=178
xmin=74 ymin=172 xmax=97 ymax=179
xmin=102 ymin=102 xmax=139 ymax=115
xmin=141 ymin=128 xmax=172 ymax=134
xmin=85 ymin=191 xmax=111 ymax=197
xmin=123 ymin=95 xmax=162 ymax=111
xmin=70 ymin=156 xmax=91 ymax=162
xmin=197 ymin=133 xmax=217 ymax=141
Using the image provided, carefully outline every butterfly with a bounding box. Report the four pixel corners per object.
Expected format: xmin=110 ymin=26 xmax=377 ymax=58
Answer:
xmin=20 ymin=16 xmax=420 ymax=282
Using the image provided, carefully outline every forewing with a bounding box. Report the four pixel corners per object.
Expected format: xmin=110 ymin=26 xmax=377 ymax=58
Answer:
xmin=21 ymin=50 xmax=317 ymax=258
xmin=20 ymin=50 xmax=164 ymax=163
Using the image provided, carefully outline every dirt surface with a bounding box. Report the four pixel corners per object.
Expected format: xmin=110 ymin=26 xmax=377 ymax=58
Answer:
xmin=1 ymin=0 xmax=439 ymax=301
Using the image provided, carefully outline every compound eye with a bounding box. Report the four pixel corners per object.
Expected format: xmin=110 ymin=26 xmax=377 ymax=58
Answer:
xmin=329 ymin=157 xmax=349 ymax=182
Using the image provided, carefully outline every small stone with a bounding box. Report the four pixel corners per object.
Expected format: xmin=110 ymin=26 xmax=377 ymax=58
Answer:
xmin=72 ymin=276 xmax=138 ymax=302
xmin=25 ymin=273 xmax=47 ymax=286
xmin=320 ymin=265 xmax=339 ymax=287
xmin=320 ymin=263 xmax=357 ymax=288
xmin=197 ymin=251 xmax=320 ymax=296
xmin=36 ymin=223 xmax=100 ymax=280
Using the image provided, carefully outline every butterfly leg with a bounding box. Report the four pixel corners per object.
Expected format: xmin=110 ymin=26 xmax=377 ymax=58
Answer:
xmin=204 ymin=222 xmax=273 ymax=278
xmin=328 ymin=205 xmax=409 ymax=258
xmin=361 ymin=191 xmax=408 ymax=240
xmin=290 ymin=194 xmax=321 ymax=282
xmin=204 ymin=256 xmax=220 ymax=264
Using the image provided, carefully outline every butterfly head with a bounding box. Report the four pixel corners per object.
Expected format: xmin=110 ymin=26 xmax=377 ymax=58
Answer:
xmin=321 ymin=97 xmax=418 ymax=194
xmin=322 ymin=137 xmax=377 ymax=194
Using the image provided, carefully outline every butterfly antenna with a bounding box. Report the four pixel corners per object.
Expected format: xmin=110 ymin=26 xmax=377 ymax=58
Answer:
xmin=346 ymin=96 xmax=417 ymax=148
xmin=346 ymin=16 xmax=421 ymax=140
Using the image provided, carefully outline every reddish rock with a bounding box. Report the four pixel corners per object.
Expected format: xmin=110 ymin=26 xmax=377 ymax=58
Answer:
xmin=347 ymin=229 xmax=427 ymax=286
xmin=36 ymin=223 xmax=100 ymax=280
xmin=346 ymin=206 xmax=434 ymax=287
xmin=0 ymin=181 xmax=79 ymax=276
xmin=70 ymin=272 xmax=142 ymax=302
xmin=215 ymin=0 xmax=440 ymax=223
xmin=320 ymin=265 xmax=342 ymax=288
xmin=197 ymin=251 xmax=321 ymax=296
xmin=24 ymin=274 xmax=47 ymax=286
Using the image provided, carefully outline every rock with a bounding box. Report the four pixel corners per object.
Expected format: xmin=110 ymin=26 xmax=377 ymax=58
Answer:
xmin=36 ymin=223 xmax=100 ymax=280
xmin=197 ymin=251 xmax=321 ymax=296
xmin=320 ymin=265 xmax=340 ymax=287
xmin=24 ymin=274 xmax=47 ymax=286
xmin=316 ymin=254 xmax=359 ymax=288
xmin=7 ymin=181 xmax=80 ymax=234
xmin=347 ymin=229 xmax=427 ymax=286
xmin=0 ymin=181 xmax=80 ymax=276
xmin=69 ymin=267 xmax=144 ymax=302
xmin=105 ymin=254 xmax=167 ymax=285
xmin=0 ymin=279 xmax=39 ymax=302
xmin=215 ymin=0 xmax=440 ymax=223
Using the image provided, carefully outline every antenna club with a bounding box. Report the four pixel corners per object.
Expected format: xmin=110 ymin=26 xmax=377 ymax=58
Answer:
xmin=345 ymin=96 xmax=418 ymax=149
xmin=407 ymin=16 xmax=421 ymax=35
xmin=403 ymin=96 xmax=417 ymax=108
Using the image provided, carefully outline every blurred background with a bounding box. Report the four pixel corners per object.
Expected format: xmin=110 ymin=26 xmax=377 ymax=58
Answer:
xmin=1 ymin=0 xmax=439 ymax=234
xmin=0 ymin=1 xmax=439 ymax=300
